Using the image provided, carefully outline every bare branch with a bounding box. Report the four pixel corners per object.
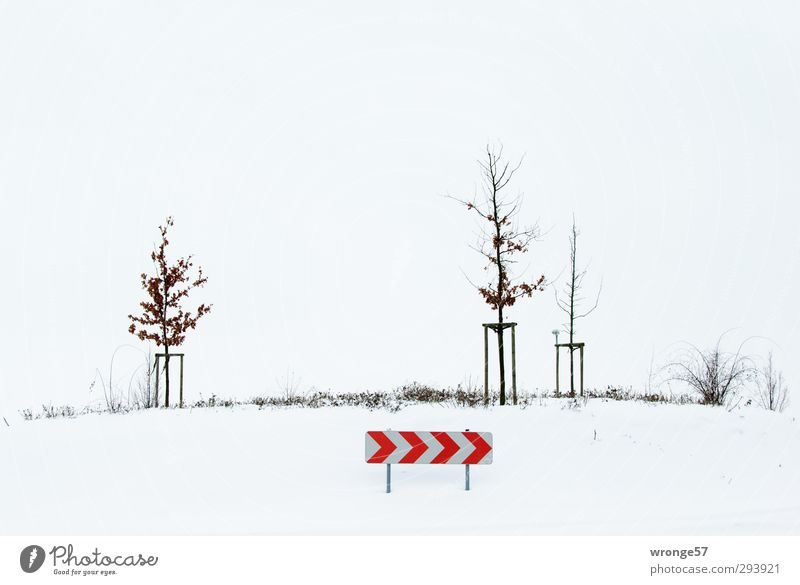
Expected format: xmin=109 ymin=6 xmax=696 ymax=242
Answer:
xmin=574 ymin=278 xmax=603 ymax=319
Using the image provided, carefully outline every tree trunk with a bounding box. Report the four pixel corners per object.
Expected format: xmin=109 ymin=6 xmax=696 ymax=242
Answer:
xmin=569 ymin=339 xmax=575 ymax=398
xmin=164 ymin=346 xmax=170 ymax=408
xmin=569 ymin=241 xmax=576 ymax=398
xmin=497 ymin=307 xmax=506 ymax=405
xmin=162 ymin=276 xmax=170 ymax=408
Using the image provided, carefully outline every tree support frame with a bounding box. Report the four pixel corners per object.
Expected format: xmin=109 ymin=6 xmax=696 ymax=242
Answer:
xmin=154 ymin=353 xmax=185 ymax=408
xmin=482 ymin=322 xmax=518 ymax=405
xmin=554 ymin=342 xmax=584 ymax=397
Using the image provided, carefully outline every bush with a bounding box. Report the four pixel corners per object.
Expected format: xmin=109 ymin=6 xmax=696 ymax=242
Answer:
xmin=20 ymin=380 xmax=700 ymax=422
xmin=755 ymin=352 xmax=789 ymax=412
xmin=665 ymin=336 xmax=754 ymax=406
xmin=20 ymin=404 xmax=79 ymax=421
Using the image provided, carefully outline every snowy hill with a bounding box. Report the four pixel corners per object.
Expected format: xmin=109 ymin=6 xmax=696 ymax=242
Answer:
xmin=1 ymin=400 xmax=798 ymax=535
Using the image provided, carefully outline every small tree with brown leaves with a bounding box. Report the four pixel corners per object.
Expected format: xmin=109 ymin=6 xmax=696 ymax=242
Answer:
xmin=454 ymin=144 xmax=545 ymax=405
xmin=129 ymin=216 xmax=211 ymax=408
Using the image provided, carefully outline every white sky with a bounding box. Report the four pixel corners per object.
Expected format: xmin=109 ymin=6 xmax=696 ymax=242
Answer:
xmin=1 ymin=0 xmax=799 ymax=413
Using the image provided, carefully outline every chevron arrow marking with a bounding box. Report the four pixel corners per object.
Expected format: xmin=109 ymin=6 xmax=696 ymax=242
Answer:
xmin=462 ymin=431 xmax=492 ymax=464
xmin=398 ymin=431 xmax=428 ymax=463
xmin=430 ymin=432 xmax=461 ymax=464
xmin=366 ymin=431 xmax=397 ymax=463
xmin=365 ymin=431 xmax=493 ymax=464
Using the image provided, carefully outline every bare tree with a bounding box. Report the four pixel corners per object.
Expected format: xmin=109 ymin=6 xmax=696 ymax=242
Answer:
xmin=555 ymin=216 xmax=600 ymax=397
xmin=129 ymin=217 xmax=211 ymax=408
xmin=453 ymin=144 xmax=545 ymax=405
xmin=756 ymin=352 xmax=789 ymax=412
xmin=665 ymin=335 xmax=754 ymax=406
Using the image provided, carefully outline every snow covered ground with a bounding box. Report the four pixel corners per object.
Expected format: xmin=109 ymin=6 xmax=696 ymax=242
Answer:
xmin=1 ymin=400 xmax=798 ymax=535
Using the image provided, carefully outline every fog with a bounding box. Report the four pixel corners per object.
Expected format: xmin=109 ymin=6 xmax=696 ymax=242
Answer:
xmin=1 ymin=1 xmax=798 ymax=413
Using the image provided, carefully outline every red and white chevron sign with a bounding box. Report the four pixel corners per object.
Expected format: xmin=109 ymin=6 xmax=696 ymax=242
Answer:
xmin=365 ymin=431 xmax=493 ymax=465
